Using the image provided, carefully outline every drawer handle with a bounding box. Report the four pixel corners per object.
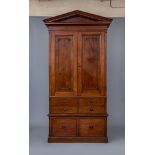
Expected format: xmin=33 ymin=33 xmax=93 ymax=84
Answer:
xmin=62 ymin=99 xmax=67 ymax=103
xmin=89 ymin=108 xmax=94 ymax=111
xmin=63 ymin=107 xmax=67 ymax=111
xmin=89 ymin=100 xmax=94 ymax=103
xmin=89 ymin=125 xmax=94 ymax=129
xmin=61 ymin=125 xmax=66 ymax=129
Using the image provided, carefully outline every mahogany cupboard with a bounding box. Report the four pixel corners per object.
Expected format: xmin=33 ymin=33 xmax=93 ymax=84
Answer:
xmin=43 ymin=10 xmax=112 ymax=143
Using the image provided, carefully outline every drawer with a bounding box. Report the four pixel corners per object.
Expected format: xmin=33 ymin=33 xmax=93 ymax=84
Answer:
xmin=79 ymin=98 xmax=106 ymax=114
xmin=79 ymin=118 xmax=106 ymax=136
xmin=51 ymin=118 xmax=77 ymax=137
xmin=50 ymin=98 xmax=78 ymax=113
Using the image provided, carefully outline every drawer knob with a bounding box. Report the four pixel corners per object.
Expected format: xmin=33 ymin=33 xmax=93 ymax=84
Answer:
xmin=90 ymin=108 xmax=94 ymax=111
xmin=61 ymin=125 xmax=66 ymax=129
xmin=63 ymin=107 xmax=67 ymax=111
xmin=89 ymin=100 xmax=94 ymax=103
xmin=89 ymin=125 xmax=94 ymax=129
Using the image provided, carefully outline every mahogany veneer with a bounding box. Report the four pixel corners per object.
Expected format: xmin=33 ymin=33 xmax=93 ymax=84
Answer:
xmin=43 ymin=10 xmax=112 ymax=143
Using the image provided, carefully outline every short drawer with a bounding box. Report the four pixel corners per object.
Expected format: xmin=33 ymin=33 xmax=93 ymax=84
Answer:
xmin=79 ymin=98 xmax=106 ymax=114
xmin=50 ymin=98 xmax=78 ymax=114
xmin=79 ymin=118 xmax=106 ymax=136
xmin=51 ymin=118 xmax=77 ymax=137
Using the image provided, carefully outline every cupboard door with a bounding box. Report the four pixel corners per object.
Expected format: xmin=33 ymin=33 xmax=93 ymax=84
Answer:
xmin=50 ymin=32 xmax=77 ymax=96
xmin=78 ymin=32 xmax=106 ymax=96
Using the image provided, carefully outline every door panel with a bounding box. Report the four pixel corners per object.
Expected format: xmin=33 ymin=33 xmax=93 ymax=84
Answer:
xmin=50 ymin=32 xmax=77 ymax=96
xmin=78 ymin=32 xmax=106 ymax=96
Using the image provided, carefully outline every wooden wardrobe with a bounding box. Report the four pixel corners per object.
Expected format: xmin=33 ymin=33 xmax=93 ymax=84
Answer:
xmin=43 ymin=10 xmax=112 ymax=143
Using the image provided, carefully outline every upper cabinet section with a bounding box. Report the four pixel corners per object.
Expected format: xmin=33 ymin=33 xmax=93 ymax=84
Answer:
xmin=43 ymin=10 xmax=112 ymax=27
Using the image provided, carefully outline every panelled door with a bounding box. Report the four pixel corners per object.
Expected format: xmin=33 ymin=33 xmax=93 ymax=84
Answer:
xmin=50 ymin=31 xmax=77 ymax=96
xmin=50 ymin=31 xmax=106 ymax=97
xmin=77 ymin=32 xmax=106 ymax=96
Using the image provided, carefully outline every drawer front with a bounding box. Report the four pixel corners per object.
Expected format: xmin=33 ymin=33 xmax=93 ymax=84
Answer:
xmin=79 ymin=98 xmax=106 ymax=114
xmin=50 ymin=98 xmax=78 ymax=113
xmin=79 ymin=118 xmax=106 ymax=136
xmin=51 ymin=118 xmax=77 ymax=137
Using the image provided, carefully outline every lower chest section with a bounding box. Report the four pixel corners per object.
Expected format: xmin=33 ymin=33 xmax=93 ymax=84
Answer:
xmin=48 ymin=97 xmax=108 ymax=142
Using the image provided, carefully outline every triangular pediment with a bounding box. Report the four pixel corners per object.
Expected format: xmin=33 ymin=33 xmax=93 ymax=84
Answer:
xmin=43 ymin=10 xmax=112 ymax=26
xmin=53 ymin=14 xmax=100 ymax=23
